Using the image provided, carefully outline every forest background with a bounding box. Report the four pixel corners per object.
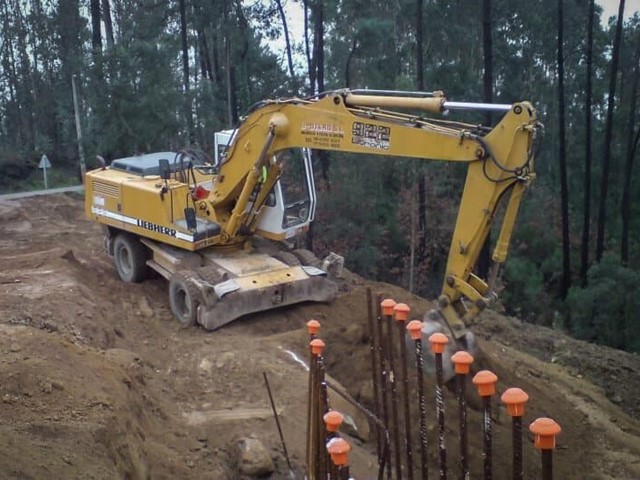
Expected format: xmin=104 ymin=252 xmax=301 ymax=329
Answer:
xmin=0 ymin=0 xmax=639 ymax=354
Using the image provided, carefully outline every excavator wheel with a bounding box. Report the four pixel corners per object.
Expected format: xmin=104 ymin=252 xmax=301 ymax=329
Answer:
xmin=292 ymin=249 xmax=321 ymax=268
xmin=113 ymin=233 xmax=149 ymax=283
xmin=169 ymin=272 xmax=202 ymax=327
xmin=273 ymin=251 xmax=301 ymax=266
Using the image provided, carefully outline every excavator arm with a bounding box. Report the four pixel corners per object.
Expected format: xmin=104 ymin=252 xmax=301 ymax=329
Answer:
xmin=207 ymin=90 xmax=541 ymax=341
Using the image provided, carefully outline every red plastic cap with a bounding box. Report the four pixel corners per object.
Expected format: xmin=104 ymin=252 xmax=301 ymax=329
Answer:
xmin=394 ymin=303 xmax=411 ymax=322
xmin=406 ymin=320 xmax=423 ymax=340
xmin=472 ymin=370 xmax=498 ymax=397
xmin=326 ymin=437 xmax=351 ymax=466
xmin=428 ymin=332 xmax=449 ymax=354
xmin=501 ymin=387 xmax=530 ymax=417
xmin=323 ymin=410 xmax=344 ymax=432
xmin=530 ymin=417 xmax=561 ymax=450
xmin=306 ymin=319 xmax=321 ymax=335
xmin=451 ymin=351 xmax=474 ymax=375
xmin=310 ymin=338 xmax=325 ymax=355
xmin=381 ymin=298 xmax=397 ymax=316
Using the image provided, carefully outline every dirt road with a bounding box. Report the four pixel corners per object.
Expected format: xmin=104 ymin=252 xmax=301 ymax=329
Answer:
xmin=1 ymin=194 xmax=639 ymax=479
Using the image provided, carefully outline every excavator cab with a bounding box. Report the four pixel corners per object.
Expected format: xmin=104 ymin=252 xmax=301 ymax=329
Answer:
xmin=214 ymin=130 xmax=316 ymax=241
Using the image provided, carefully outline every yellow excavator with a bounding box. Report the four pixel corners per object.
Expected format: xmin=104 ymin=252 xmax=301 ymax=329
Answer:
xmin=85 ymin=89 xmax=541 ymax=376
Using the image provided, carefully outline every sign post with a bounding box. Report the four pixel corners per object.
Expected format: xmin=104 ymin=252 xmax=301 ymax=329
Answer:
xmin=38 ymin=154 xmax=52 ymax=189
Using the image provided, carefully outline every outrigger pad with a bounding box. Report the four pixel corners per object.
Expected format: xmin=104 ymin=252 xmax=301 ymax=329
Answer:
xmin=196 ymin=274 xmax=338 ymax=331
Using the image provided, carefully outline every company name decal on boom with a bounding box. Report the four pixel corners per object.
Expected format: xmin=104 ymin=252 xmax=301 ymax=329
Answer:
xmin=301 ymin=122 xmax=344 ymax=149
xmin=352 ymin=121 xmax=391 ymax=150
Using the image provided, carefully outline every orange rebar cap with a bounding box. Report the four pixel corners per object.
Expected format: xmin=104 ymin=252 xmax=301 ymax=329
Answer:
xmin=324 ymin=410 xmax=344 ymax=433
xmin=394 ymin=303 xmax=411 ymax=322
xmin=451 ymin=351 xmax=474 ymax=375
xmin=326 ymin=437 xmax=351 ymax=466
xmin=310 ymin=338 xmax=325 ymax=355
xmin=530 ymin=417 xmax=561 ymax=450
xmin=306 ymin=319 xmax=321 ymax=335
xmin=428 ymin=332 xmax=449 ymax=354
xmin=472 ymin=370 xmax=498 ymax=397
xmin=501 ymin=387 xmax=530 ymax=417
xmin=406 ymin=320 xmax=423 ymax=340
xmin=381 ymin=298 xmax=397 ymax=316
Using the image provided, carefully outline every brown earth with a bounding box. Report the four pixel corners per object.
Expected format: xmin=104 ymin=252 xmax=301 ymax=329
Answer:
xmin=1 ymin=193 xmax=639 ymax=479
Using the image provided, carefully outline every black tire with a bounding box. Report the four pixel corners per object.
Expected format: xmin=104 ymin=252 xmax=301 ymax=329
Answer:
xmin=113 ymin=233 xmax=148 ymax=283
xmin=292 ymin=248 xmax=321 ymax=267
xmin=273 ymin=251 xmax=301 ymax=266
xmin=169 ymin=272 xmax=202 ymax=327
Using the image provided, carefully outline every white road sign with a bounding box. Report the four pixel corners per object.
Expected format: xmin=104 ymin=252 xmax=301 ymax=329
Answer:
xmin=38 ymin=155 xmax=51 ymax=169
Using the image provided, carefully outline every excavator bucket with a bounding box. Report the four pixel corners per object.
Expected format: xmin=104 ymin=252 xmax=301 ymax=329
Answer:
xmin=407 ymin=309 xmax=479 ymax=383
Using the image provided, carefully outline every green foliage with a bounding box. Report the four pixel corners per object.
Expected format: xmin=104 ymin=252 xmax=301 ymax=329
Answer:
xmin=502 ymin=254 xmax=555 ymax=324
xmin=566 ymin=255 xmax=640 ymax=353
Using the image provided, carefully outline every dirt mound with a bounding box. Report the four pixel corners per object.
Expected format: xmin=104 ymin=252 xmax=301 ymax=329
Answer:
xmin=1 ymin=194 xmax=639 ymax=479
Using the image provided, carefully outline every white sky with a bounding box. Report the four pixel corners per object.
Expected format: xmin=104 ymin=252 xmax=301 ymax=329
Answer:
xmin=599 ymin=0 xmax=640 ymax=22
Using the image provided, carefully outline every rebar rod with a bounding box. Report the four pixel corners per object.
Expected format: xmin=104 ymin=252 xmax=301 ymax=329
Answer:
xmin=307 ymin=355 xmax=319 ymax=480
xmin=413 ymin=335 xmax=429 ymax=479
xmin=318 ymin=354 xmax=329 ymax=480
xmin=435 ymin=350 xmax=447 ymax=480
xmin=385 ymin=310 xmax=403 ymax=480
xmin=457 ymin=374 xmax=469 ymax=480
xmin=482 ymin=396 xmax=493 ymax=480
xmin=367 ymin=288 xmax=382 ymax=460
xmin=339 ymin=465 xmax=350 ymax=480
xmin=541 ymin=450 xmax=553 ymax=480
xmin=397 ymin=318 xmax=413 ymax=479
xmin=306 ymin=325 xmax=319 ymax=479
xmin=512 ymin=416 xmax=523 ymax=480
xmin=377 ymin=296 xmax=392 ymax=480
xmin=262 ymin=372 xmax=294 ymax=475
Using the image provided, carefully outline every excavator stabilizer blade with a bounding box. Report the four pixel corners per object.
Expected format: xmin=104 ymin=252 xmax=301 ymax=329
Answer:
xmin=406 ymin=309 xmax=479 ymax=383
xmin=196 ymin=265 xmax=338 ymax=331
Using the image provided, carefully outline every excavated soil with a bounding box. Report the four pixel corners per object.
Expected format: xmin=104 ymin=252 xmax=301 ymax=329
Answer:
xmin=1 ymin=194 xmax=640 ymax=479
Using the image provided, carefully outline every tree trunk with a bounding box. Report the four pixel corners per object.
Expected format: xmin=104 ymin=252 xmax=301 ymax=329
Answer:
xmin=179 ymin=0 xmax=194 ymax=142
xmin=418 ymin=173 xmax=427 ymax=243
xmin=313 ymin=0 xmax=324 ymax=93
xmin=211 ymin=29 xmax=222 ymax=83
xmin=557 ymin=0 xmax=571 ymax=301
xmin=223 ymin=7 xmax=238 ymax=127
xmin=409 ymin=178 xmax=417 ymax=293
xmin=620 ymin=31 xmax=640 ymax=266
xmin=101 ymin=0 xmax=114 ymax=47
xmin=275 ymin=0 xmax=295 ymax=83
xmin=416 ymin=0 xmax=424 ymax=90
xmin=482 ymin=0 xmax=493 ymax=124
xmin=90 ymin=0 xmax=102 ymax=57
xmin=303 ymin=0 xmax=314 ymax=93
xmin=311 ymin=0 xmax=329 ymax=183
xmin=580 ymin=0 xmax=595 ymax=286
xmin=478 ymin=0 xmax=493 ymax=279
xmin=595 ymin=0 xmax=626 ymax=261
xmin=344 ymin=37 xmax=357 ymax=87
